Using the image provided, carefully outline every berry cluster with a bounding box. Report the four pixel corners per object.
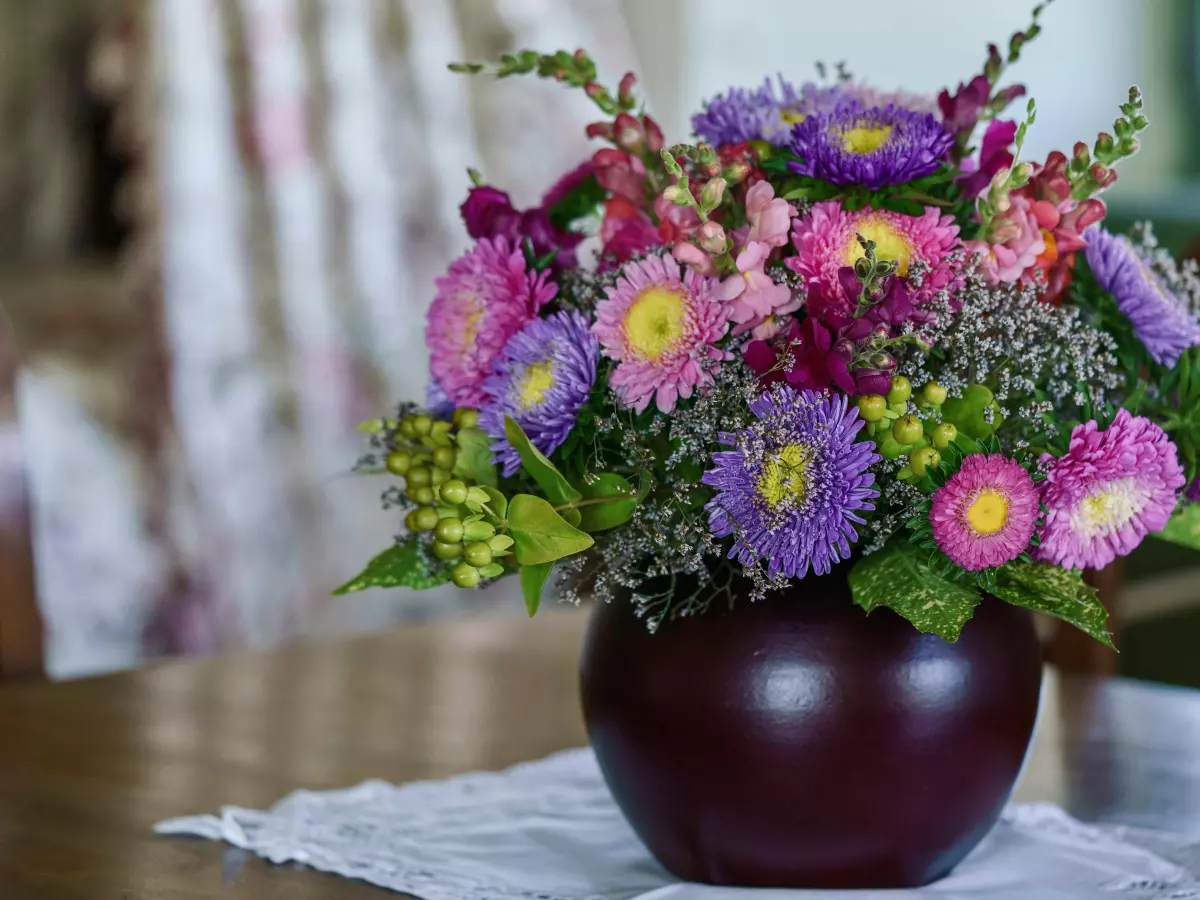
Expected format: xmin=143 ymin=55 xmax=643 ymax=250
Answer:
xmin=856 ymin=376 xmax=958 ymax=480
xmin=385 ymin=408 xmax=514 ymax=590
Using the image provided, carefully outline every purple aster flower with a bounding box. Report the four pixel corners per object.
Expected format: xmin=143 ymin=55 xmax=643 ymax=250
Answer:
xmin=1035 ymin=409 xmax=1186 ymax=570
xmin=478 ymin=311 xmax=598 ymax=477
xmin=692 ymin=77 xmax=806 ymax=147
xmin=1084 ymin=228 xmax=1200 ymax=367
xmin=425 ymin=378 xmax=455 ymax=418
xmin=789 ymin=102 xmax=953 ymax=189
xmin=702 ymin=385 xmax=880 ymax=579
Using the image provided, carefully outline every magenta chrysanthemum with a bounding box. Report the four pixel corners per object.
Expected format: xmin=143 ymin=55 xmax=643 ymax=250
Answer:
xmin=592 ymin=254 xmax=731 ymax=413
xmin=1035 ymin=410 xmax=1185 ymax=570
xmin=789 ymin=200 xmax=962 ymax=305
xmin=425 ymin=236 xmax=557 ymax=408
xmin=930 ymin=455 xmax=1039 ymax=571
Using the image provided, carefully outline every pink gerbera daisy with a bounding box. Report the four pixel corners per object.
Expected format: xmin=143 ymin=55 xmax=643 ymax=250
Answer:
xmin=930 ymin=454 xmax=1040 ymax=571
xmin=1035 ymin=410 xmax=1185 ymax=571
xmin=788 ymin=200 xmax=962 ymax=306
xmin=425 ymin=236 xmax=557 ymax=408
xmin=593 ymin=254 xmax=731 ymax=413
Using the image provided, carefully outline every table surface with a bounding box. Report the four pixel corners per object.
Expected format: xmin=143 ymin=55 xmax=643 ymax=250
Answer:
xmin=2 ymin=608 xmax=1199 ymax=899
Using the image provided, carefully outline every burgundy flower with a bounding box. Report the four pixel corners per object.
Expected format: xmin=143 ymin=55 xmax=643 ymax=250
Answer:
xmin=959 ymin=119 xmax=1016 ymax=198
xmin=460 ymin=186 xmax=521 ymax=241
xmin=745 ymin=317 xmax=856 ymax=395
xmin=593 ymin=148 xmax=646 ymax=203
xmin=599 ymin=196 xmax=660 ymax=267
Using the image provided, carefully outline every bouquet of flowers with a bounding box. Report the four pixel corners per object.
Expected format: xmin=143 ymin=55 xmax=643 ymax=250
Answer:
xmin=340 ymin=2 xmax=1200 ymax=646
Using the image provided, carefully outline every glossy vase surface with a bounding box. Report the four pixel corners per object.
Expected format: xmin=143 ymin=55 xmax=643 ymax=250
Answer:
xmin=579 ymin=570 xmax=1043 ymax=889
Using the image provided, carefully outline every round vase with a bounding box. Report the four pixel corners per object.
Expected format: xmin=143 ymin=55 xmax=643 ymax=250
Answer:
xmin=578 ymin=567 xmax=1043 ymax=889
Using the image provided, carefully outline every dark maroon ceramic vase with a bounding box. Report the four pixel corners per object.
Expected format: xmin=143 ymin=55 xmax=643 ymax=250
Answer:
xmin=579 ymin=567 xmax=1043 ymax=889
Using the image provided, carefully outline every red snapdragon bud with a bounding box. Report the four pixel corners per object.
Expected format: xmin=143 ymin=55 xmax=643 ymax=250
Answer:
xmin=584 ymin=81 xmax=604 ymax=100
xmin=574 ymin=49 xmax=587 ymax=65
xmin=586 ymin=121 xmax=614 ymax=142
xmin=642 ymin=115 xmax=664 ymax=153
xmin=618 ymin=72 xmax=637 ymax=105
xmin=1072 ymin=142 xmax=1090 ymax=166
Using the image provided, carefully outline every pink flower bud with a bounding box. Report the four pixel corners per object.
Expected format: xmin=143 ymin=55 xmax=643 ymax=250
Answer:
xmin=584 ymin=82 xmax=604 ymax=100
xmin=1073 ymin=141 xmax=1090 ymax=163
xmin=723 ymin=161 xmax=752 ymax=185
xmin=574 ymin=49 xmax=587 ymax=65
xmin=661 ymin=185 xmax=685 ymax=205
xmin=1012 ymin=161 xmax=1034 ymax=181
xmin=696 ymin=221 xmax=727 ymax=254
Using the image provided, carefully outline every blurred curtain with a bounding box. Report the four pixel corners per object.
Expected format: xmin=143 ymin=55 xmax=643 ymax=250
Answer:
xmin=10 ymin=0 xmax=635 ymax=677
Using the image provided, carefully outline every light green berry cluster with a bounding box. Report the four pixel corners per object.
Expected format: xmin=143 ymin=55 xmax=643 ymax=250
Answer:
xmin=386 ymin=408 xmax=514 ymax=589
xmin=856 ymin=376 xmax=959 ymax=482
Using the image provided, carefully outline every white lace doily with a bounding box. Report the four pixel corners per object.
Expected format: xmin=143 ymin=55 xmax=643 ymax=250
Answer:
xmin=155 ymin=747 xmax=1200 ymax=900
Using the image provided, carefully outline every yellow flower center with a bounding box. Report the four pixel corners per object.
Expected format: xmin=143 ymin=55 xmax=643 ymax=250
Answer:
xmin=839 ymin=124 xmax=894 ymax=155
xmin=757 ymin=444 xmax=812 ymax=508
xmin=624 ymin=287 xmax=686 ymax=361
xmin=780 ymin=108 xmax=807 ymax=125
xmin=516 ymin=360 xmax=554 ymax=410
xmin=845 ymin=217 xmax=914 ymax=276
xmin=966 ymin=489 xmax=1009 ymax=535
xmin=1071 ymin=477 xmax=1147 ymax=538
xmin=454 ymin=291 xmax=485 ymax=355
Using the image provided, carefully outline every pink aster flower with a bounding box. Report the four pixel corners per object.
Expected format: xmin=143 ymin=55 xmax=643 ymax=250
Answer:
xmin=425 ymin=236 xmax=557 ymax=408
xmin=931 ymin=454 xmax=1040 ymax=571
xmin=717 ymin=241 xmax=799 ymax=337
xmin=789 ymin=200 xmax=961 ymax=305
xmin=593 ymin=254 xmax=731 ymax=413
xmin=1035 ymin=410 xmax=1185 ymax=570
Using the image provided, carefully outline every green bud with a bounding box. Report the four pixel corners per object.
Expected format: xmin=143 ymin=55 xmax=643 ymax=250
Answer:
xmin=433 ymin=540 xmax=463 ymax=560
xmin=434 ymin=517 xmax=464 ymax=543
xmin=385 ymin=450 xmax=412 ymax=476
xmin=451 ymin=562 xmax=481 ymax=588
xmin=463 ymin=542 xmax=493 ymax=567
xmin=439 ymin=479 xmax=469 ymax=506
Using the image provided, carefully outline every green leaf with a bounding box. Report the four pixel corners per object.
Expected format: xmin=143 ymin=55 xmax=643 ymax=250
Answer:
xmin=453 ymin=426 xmax=498 ymax=487
xmin=1154 ymin=503 xmax=1200 ymax=551
xmin=333 ymin=540 xmax=449 ymax=594
xmin=507 ymin=494 xmax=594 ymax=565
xmin=575 ymin=473 xmax=638 ymax=533
xmin=941 ymin=384 xmax=1000 ymax=440
xmin=462 ymin=519 xmax=496 ymax=542
xmin=520 ymin=562 xmax=555 ymax=617
xmin=504 ymin=416 xmax=581 ymax=505
xmin=849 ymin=543 xmax=981 ymax=641
xmin=546 ymin=173 xmax=606 ymax=230
xmin=489 ymin=534 xmax=515 ymax=551
xmin=476 ymin=562 xmax=505 ymax=578
xmin=992 ymin=563 xmax=1114 ymax=648
xmin=480 ymin=486 xmax=508 ymax=519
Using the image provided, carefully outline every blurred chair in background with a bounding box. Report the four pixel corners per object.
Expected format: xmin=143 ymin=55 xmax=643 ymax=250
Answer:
xmin=0 ymin=0 xmax=636 ymax=678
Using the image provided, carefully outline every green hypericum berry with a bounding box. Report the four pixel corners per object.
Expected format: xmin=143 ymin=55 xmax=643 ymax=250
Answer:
xmin=463 ymin=541 xmax=493 ymax=567
xmin=431 ymin=445 xmax=457 ymax=470
xmin=398 ymin=417 xmax=418 ymax=440
xmin=410 ymin=485 xmax=436 ymax=505
xmin=404 ymin=509 xmax=420 ymax=531
xmin=439 ymin=479 xmax=469 ymax=506
xmin=434 ymin=516 xmax=465 ymax=543
xmin=385 ymin=450 xmax=412 ymax=476
xmin=856 ymin=394 xmax=887 ymax=423
xmin=433 ymin=540 xmax=463 ymax=560
xmin=909 ymin=446 xmax=941 ymax=477
xmin=412 ymin=415 xmax=433 ymax=436
xmin=413 ymin=506 xmax=440 ymax=531
xmin=429 ymin=466 xmax=451 ymax=486
xmin=932 ymin=422 xmax=958 ymax=449
xmin=451 ymin=562 xmax=481 ymax=588
xmin=892 ymin=415 xmax=923 ymax=445
xmin=406 ymin=465 xmax=431 ymax=487
xmin=453 ymin=408 xmax=479 ymax=429
xmin=887 ymin=375 xmax=912 ymax=405
xmin=922 ymin=382 xmax=948 ymax=406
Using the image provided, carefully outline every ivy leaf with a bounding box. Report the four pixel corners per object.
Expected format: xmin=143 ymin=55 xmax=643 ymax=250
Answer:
xmin=520 ymin=562 xmax=555 ymax=617
xmin=453 ymin=427 xmax=498 ymax=487
xmin=504 ymin=416 xmax=582 ymax=504
xmin=477 ymin=562 xmax=506 ymax=579
xmin=1155 ymin=503 xmax=1200 ymax=552
xmin=479 ymin=485 xmax=508 ymax=518
xmin=507 ymin=494 xmax=594 ymax=565
xmin=992 ymin=563 xmax=1114 ymax=649
xmin=941 ymin=384 xmax=1000 ymax=440
xmin=546 ymin=173 xmax=606 ymax=230
xmin=849 ymin=543 xmax=981 ymax=641
xmin=575 ymin=473 xmax=638 ymax=533
xmin=333 ymin=540 xmax=449 ymax=594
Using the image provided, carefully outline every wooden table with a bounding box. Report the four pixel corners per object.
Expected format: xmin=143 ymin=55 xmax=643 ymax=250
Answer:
xmin=1 ymin=608 xmax=1198 ymax=898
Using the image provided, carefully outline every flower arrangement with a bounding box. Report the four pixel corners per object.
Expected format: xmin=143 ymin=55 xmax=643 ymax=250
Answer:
xmin=339 ymin=3 xmax=1200 ymax=646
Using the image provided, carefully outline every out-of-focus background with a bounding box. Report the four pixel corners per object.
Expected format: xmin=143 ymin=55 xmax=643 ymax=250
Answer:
xmin=0 ymin=0 xmax=1197 ymax=679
